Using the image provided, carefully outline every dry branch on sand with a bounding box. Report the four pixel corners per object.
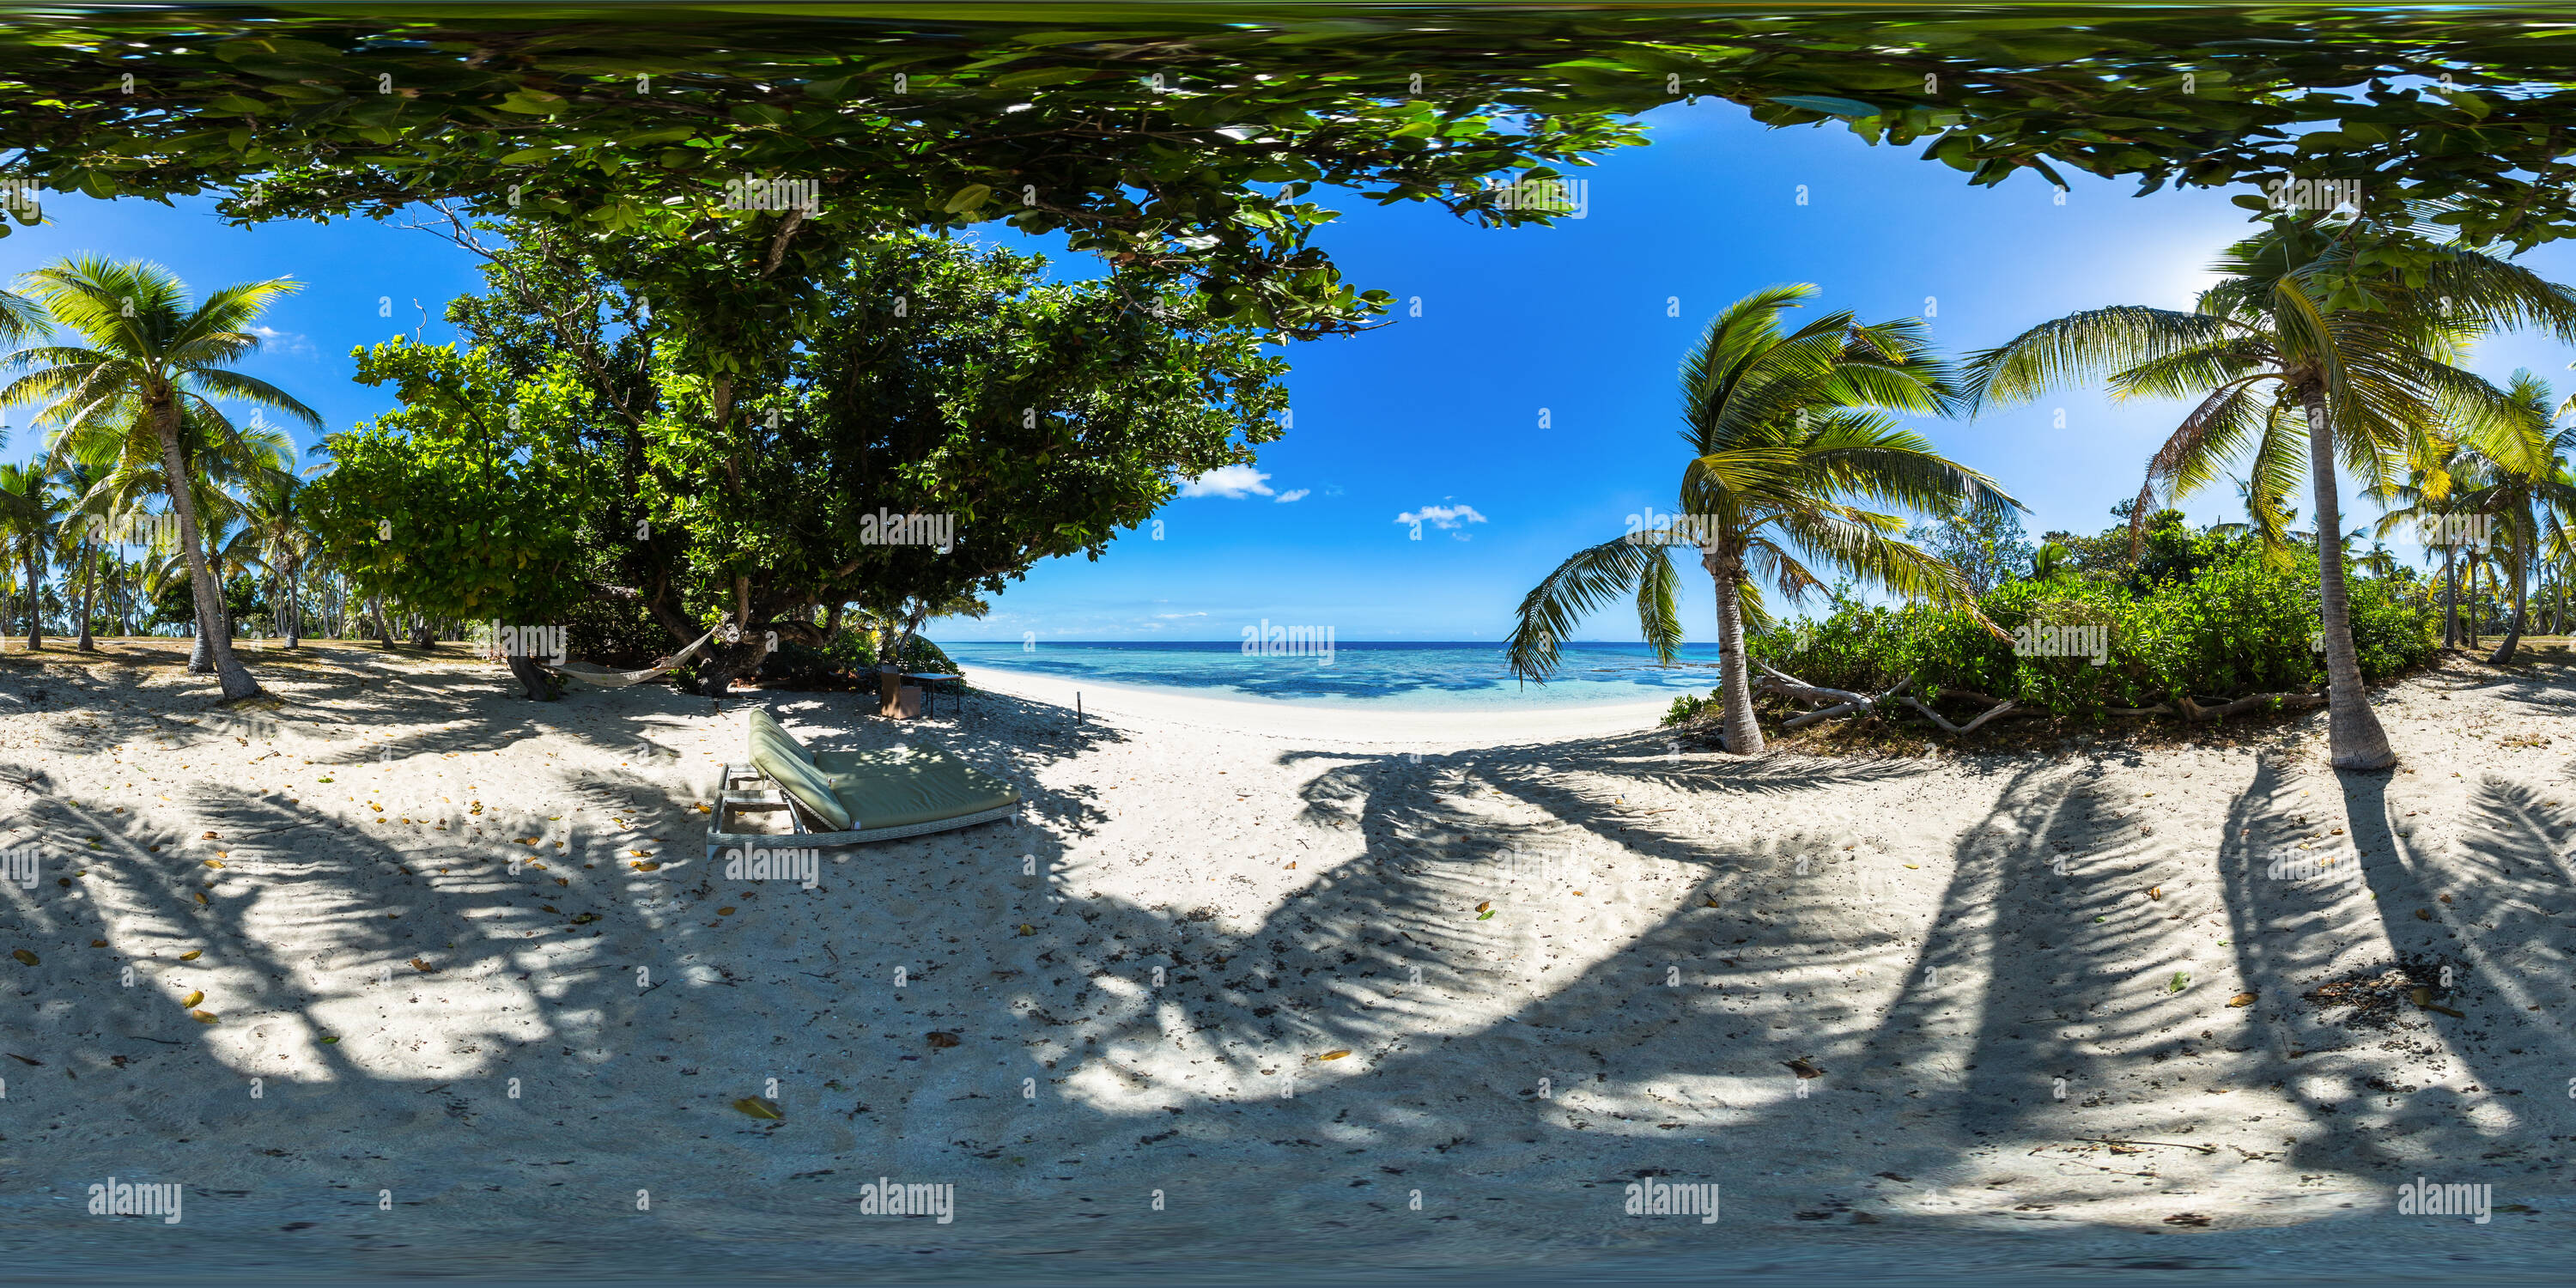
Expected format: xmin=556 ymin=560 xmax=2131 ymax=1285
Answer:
xmin=1748 ymin=657 xmax=2324 ymax=736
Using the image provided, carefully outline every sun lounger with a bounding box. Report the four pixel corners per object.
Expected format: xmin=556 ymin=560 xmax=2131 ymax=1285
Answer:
xmin=707 ymin=708 xmax=1020 ymax=856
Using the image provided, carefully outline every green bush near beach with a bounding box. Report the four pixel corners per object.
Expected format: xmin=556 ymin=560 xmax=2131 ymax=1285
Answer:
xmin=1663 ymin=526 xmax=2436 ymax=727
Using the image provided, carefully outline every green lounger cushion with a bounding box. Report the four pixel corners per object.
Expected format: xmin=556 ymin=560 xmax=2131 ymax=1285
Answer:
xmin=813 ymin=745 xmax=1021 ymax=831
xmin=745 ymin=708 xmax=816 ymax=766
xmin=744 ymin=710 xmax=851 ymax=830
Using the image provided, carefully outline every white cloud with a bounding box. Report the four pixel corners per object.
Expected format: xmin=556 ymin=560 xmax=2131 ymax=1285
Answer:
xmin=1275 ymin=489 xmax=1310 ymax=504
xmin=248 ymin=325 xmax=314 ymax=358
xmin=1176 ymin=465 xmax=1274 ymax=498
xmin=1395 ymin=503 xmax=1489 ymax=530
xmin=1153 ymin=611 xmax=1206 ymax=620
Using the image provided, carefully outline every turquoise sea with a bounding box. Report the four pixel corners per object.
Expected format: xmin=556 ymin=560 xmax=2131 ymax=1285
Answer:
xmin=943 ymin=640 xmax=1730 ymax=710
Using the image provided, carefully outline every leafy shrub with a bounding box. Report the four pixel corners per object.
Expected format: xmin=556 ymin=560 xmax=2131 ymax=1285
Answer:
xmin=759 ymin=631 xmax=963 ymax=690
xmin=1662 ymin=690 xmax=1720 ymax=726
xmin=1751 ymin=534 xmax=2435 ymax=720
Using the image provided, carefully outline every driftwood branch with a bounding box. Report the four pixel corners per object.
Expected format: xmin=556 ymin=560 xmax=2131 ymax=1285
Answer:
xmin=1765 ymin=674 xmax=1912 ymax=729
xmin=2178 ymin=691 xmax=2324 ymax=721
xmin=1899 ymin=695 xmax=2025 ymax=733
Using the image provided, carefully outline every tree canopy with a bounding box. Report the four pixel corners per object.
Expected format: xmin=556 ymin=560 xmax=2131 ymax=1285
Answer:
xmin=309 ymin=224 xmax=1287 ymax=695
xmin=9 ymin=3 xmax=2576 ymax=270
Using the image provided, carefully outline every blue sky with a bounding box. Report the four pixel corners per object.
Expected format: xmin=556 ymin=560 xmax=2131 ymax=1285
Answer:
xmin=9 ymin=98 xmax=2574 ymax=643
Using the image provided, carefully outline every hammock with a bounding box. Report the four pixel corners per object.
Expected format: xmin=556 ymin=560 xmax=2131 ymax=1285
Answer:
xmin=549 ymin=626 xmax=722 ymax=689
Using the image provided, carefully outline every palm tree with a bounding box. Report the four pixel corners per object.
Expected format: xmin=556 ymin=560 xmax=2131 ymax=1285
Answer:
xmin=1 ymin=258 xmax=317 ymax=700
xmin=0 ymin=463 xmax=67 ymax=649
xmin=49 ymin=399 xmax=292 ymax=670
xmin=52 ymin=457 xmax=109 ymax=652
xmin=1507 ymin=285 xmax=2018 ymax=756
xmin=1963 ymin=216 xmax=2576 ymax=769
xmin=2366 ymin=434 xmax=2482 ymax=650
xmin=2447 ymin=370 xmax=2576 ymax=663
xmin=237 ymin=471 xmax=310 ymax=647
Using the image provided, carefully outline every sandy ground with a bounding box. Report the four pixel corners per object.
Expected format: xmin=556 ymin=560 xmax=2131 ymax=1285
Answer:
xmin=0 ymin=638 xmax=2571 ymax=1282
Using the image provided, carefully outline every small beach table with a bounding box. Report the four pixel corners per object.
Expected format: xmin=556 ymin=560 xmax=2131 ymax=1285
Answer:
xmin=902 ymin=671 xmax=963 ymax=716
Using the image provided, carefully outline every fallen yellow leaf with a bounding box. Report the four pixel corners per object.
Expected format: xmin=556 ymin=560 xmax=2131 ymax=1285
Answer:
xmin=716 ymin=907 xmax=737 ymax=916
xmin=203 ymin=859 xmax=224 ymax=869
xmin=2227 ymin=993 xmax=2256 ymax=1007
xmin=181 ymin=989 xmax=204 ymax=1008
xmin=11 ymin=948 xmax=37 ymax=966
xmin=732 ymin=1097 xmax=784 ymax=1121
xmin=179 ymin=950 xmax=202 ymax=961
xmin=191 ymin=1010 xmax=218 ymax=1024
xmin=1320 ymin=1049 xmax=1351 ymax=1060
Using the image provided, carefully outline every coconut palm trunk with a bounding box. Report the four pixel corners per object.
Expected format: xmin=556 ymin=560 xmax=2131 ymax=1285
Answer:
xmin=75 ymin=544 xmax=95 ymax=652
xmin=2441 ymin=542 xmax=2460 ymax=647
xmin=2489 ymin=503 xmax=2530 ymax=664
xmin=2300 ymin=385 xmax=2395 ymax=769
xmin=20 ymin=541 xmax=39 ymax=652
xmin=283 ymin=568 xmax=301 ymax=648
xmin=1701 ymin=540 xmax=1763 ymax=755
xmin=152 ymin=396 xmax=259 ymax=699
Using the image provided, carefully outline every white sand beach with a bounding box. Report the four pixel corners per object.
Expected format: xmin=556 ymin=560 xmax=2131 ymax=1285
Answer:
xmin=1 ymin=640 xmax=2568 ymax=1278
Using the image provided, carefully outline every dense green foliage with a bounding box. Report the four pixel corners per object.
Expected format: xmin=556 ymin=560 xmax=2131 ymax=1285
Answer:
xmin=311 ymin=226 xmax=1283 ymax=695
xmin=1665 ymin=529 xmax=2437 ymax=726
xmin=13 ymin=6 xmax=2576 ymax=257
xmin=305 ymin=342 xmax=605 ymax=627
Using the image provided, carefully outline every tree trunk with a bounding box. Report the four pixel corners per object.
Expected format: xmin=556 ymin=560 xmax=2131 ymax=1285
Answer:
xmin=692 ymin=635 xmax=771 ymax=697
xmin=369 ymin=596 xmax=392 ymax=647
xmin=21 ymin=544 xmax=40 ymax=653
xmin=1701 ymin=539 xmax=1764 ymax=756
xmin=2441 ymin=541 xmax=2459 ymax=647
xmin=283 ymin=568 xmax=301 ymax=648
xmin=823 ymin=600 xmax=844 ymax=646
xmin=75 ymin=545 xmax=95 ymax=653
xmin=2301 ymin=385 xmax=2394 ymax=769
xmin=152 ymin=402 xmax=259 ymax=700
xmin=188 ymin=616 xmax=212 ymax=672
xmin=2469 ymin=561 xmax=2482 ymax=647
xmin=2488 ymin=501 xmax=2529 ymax=665
xmin=505 ymin=652 xmax=562 ymax=702
xmin=411 ymin=617 xmax=435 ymax=648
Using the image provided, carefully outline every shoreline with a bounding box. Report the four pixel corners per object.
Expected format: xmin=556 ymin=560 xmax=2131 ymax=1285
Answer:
xmin=955 ymin=659 xmax=1674 ymax=745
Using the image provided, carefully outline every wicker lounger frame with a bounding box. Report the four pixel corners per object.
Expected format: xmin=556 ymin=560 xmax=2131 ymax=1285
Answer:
xmin=705 ymin=761 xmax=1019 ymax=858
